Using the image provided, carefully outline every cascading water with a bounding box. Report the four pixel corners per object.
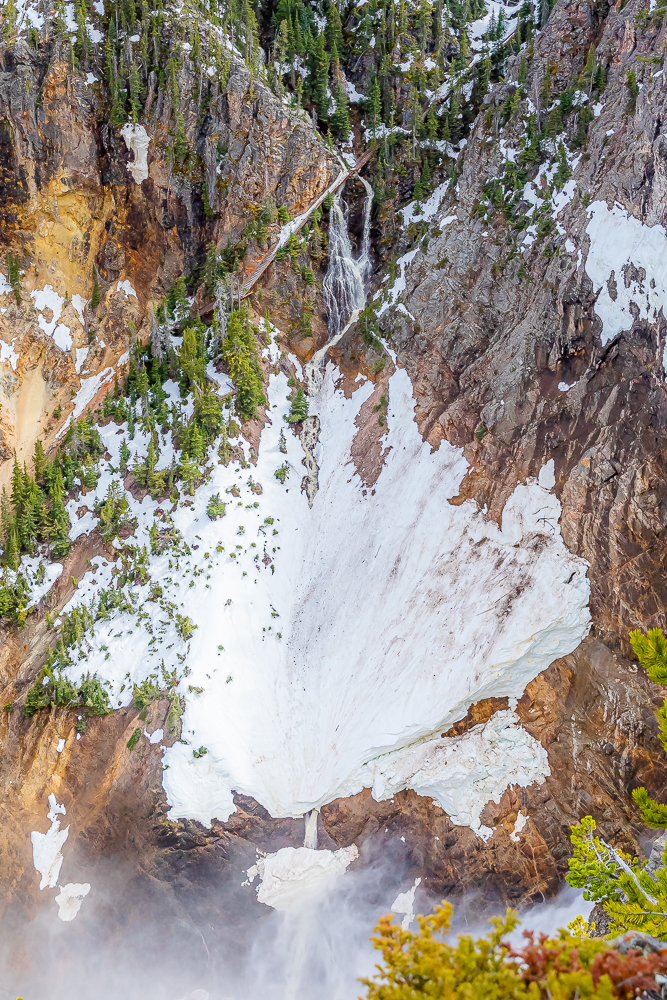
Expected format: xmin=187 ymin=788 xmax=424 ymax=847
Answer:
xmin=317 ymin=176 xmax=373 ymax=355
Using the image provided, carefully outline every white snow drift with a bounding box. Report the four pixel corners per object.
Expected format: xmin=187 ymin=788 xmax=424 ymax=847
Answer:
xmin=64 ymin=339 xmax=590 ymax=836
xmin=246 ymin=845 xmax=359 ymax=910
xmin=585 ymin=200 xmax=667 ymax=355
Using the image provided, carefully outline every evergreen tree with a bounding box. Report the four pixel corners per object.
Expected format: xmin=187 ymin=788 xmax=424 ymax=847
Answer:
xmin=567 ymin=628 xmax=667 ymax=938
xmin=440 ymin=111 xmax=451 ymax=143
xmin=221 ymin=310 xmax=265 ymax=423
xmin=33 ymin=440 xmax=46 ymax=483
xmin=129 ymin=61 xmax=144 ymax=122
xmin=449 ymin=93 xmax=461 ymax=143
xmin=331 ymin=81 xmax=350 ymax=140
xmin=312 ymin=31 xmax=330 ymax=121
xmin=425 ymin=103 xmax=439 ymax=144
xmin=326 ymin=0 xmax=343 ymax=53
xmin=421 ymin=156 xmax=432 ymax=192
xmin=368 ymin=77 xmax=382 ymax=137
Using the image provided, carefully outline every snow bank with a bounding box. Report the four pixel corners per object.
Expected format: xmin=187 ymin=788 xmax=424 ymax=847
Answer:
xmin=585 ymin=201 xmax=667 ymax=349
xmin=65 ymin=334 xmax=589 ymax=836
xmin=391 ymin=877 xmax=421 ymax=929
xmin=246 ymin=846 xmax=358 ymax=910
xmin=31 ymin=794 xmax=69 ymax=890
xmin=120 ymin=123 xmax=150 ymax=184
xmin=361 ymin=709 xmax=549 ymax=840
xmin=55 ymin=882 xmax=91 ymax=921
xmin=0 ymin=338 xmax=19 ymax=370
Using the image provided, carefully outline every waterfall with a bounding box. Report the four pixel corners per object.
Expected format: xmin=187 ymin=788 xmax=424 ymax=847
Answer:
xmin=321 ymin=177 xmax=373 ymax=341
xmin=304 ymin=808 xmax=318 ymax=850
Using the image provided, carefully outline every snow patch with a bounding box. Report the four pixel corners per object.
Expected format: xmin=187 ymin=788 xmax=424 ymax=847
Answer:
xmin=31 ymin=795 xmax=69 ymax=890
xmin=72 ymin=367 xmax=115 ymax=420
xmin=245 ymin=845 xmax=358 ymax=910
xmin=391 ymin=877 xmax=421 ymax=929
xmin=510 ymin=810 xmax=528 ymax=842
xmin=55 ymin=882 xmax=91 ymax=922
xmin=75 ymin=347 xmax=89 ymax=374
xmin=585 ymin=201 xmax=667 ymax=353
xmin=0 ymin=338 xmax=19 ymax=370
xmin=361 ymin=709 xmax=549 ymax=840
xmin=116 ymin=279 xmax=138 ymax=299
xmin=120 ymin=123 xmax=150 ymax=184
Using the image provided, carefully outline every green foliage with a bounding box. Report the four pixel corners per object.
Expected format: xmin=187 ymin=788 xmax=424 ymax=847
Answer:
xmin=175 ymin=612 xmax=196 ymax=641
xmin=24 ymin=665 xmax=110 ymax=717
xmin=127 ymin=727 xmax=141 ymax=750
xmin=206 ymin=493 xmax=227 ymax=519
xmin=5 ymin=251 xmax=21 ymax=304
xmin=567 ymin=627 xmax=667 ymax=936
xmin=630 ymin=628 xmax=667 ymax=684
xmin=91 ymin=271 xmax=100 ymax=310
xmin=567 ymin=814 xmax=667 ymax=939
xmin=95 ymin=481 xmax=133 ymax=539
xmin=221 ymin=310 xmax=265 ymax=423
xmin=274 ymin=462 xmax=289 ymax=484
xmin=167 ymin=691 xmax=185 ymax=733
xmin=625 ymin=70 xmax=639 ymax=114
xmin=285 ymin=386 xmax=308 ymax=423
xmin=133 ymin=676 xmax=160 ymax=711
xmin=361 ymin=901 xmax=627 ymax=999
xmin=0 ymin=569 xmax=29 ymax=626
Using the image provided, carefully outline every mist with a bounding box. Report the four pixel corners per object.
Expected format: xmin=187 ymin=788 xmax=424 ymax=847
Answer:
xmin=0 ymin=830 xmax=592 ymax=1000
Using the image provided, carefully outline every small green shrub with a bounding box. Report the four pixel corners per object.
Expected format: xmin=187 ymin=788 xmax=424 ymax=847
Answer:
xmin=207 ymin=494 xmax=227 ymax=520
xmin=127 ymin=728 xmax=141 ymax=751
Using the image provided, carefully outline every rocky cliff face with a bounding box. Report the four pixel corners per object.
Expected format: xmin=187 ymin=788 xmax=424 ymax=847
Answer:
xmin=1 ymin=0 xmax=667 ymax=992
xmin=0 ymin=39 xmax=337 ymax=486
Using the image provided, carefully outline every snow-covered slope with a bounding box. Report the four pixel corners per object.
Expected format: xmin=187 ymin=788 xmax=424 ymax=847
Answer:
xmin=61 ymin=333 xmax=590 ymax=829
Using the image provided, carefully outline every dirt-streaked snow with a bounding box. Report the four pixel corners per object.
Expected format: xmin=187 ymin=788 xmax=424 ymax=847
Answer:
xmin=63 ymin=337 xmax=590 ymax=835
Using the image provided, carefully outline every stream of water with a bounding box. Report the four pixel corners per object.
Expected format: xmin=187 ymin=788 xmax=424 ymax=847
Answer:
xmin=305 ymin=176 xmax=373 ymax=396
xmin=319 ymin=178 xmax=372 ymax=347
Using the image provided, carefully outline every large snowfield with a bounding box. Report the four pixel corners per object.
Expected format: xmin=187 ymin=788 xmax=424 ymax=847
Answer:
xmin=57 ymin=335 xmax=590 ymax=839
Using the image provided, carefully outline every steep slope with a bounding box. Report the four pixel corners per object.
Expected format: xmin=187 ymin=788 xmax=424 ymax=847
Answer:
xmin=1 ymin=0 xmax=667 ymax=992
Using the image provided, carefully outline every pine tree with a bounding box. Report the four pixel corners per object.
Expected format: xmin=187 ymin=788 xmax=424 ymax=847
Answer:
xmin=312 ymin=31 xmax=330 ymax=121
xmin=440 ymin=111 xmax=451 ymax=143
xmin=33 ymin=440 xmax=46 ymax=483
xmin=368 ymin=77 xmax=382 ymax=137
xmin=91 ymin=269 xmax=100 ymax=309
xmin=203 ymin=241 xmax=221 ymax=297
xmin=398 ymin=0 xmax=408 ymax=36
xmin=221 ymin=310 xmax=265 ymax=423
xmin=326 ymin=0 xmax=343 ymax=53
xmin=129 ymin=61 xmax=144 ymax=122
xmin=567 ymin=628 xmax=667 ymax=939
xmin=49 ymin=474 xmax=70 ymax=559
xmin=416 ymin=0 xmax=433 ymax=48
xmin=425 ymin=104 xmax=438 ymax=144
xmin=331 ymin=82 xmax=350 ymax=140
xmin=421 ymin=156 xmax=432 ymax=192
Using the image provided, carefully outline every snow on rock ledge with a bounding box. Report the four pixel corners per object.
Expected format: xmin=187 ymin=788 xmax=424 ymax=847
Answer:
xmin=585 ymin=201 xmax=667 ymax=351
xmin=362 ymin=710 xmax=549 ymax=840
xmin=245 ymin=846 xmax=358 ymax=910
xmin=120 ymin=123 xmax=150 ymax=184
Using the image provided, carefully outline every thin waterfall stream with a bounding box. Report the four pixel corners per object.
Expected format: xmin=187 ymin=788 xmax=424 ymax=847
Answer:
xmin=306 ymin=176 xmax=373 ymax=392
